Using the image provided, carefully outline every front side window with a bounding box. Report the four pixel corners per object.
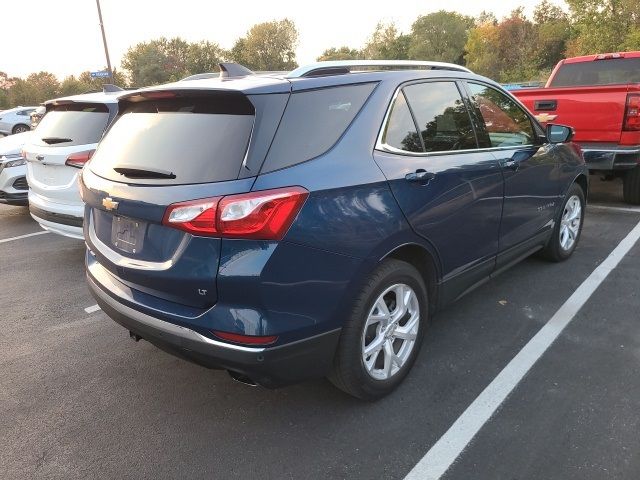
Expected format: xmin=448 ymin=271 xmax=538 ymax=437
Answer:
xmin=467 ymin=83 xmax=535 ymax=148
xmin=402 ymin=81 xmax=477 ymax=153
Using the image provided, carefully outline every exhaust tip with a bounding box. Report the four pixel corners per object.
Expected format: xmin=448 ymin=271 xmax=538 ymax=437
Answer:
xmin=228 ymin=370 xmax=258 ymax=387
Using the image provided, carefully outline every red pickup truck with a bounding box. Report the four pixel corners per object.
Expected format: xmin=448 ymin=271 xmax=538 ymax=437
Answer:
xmin=512 ymin=51 xmax=640 ymax=204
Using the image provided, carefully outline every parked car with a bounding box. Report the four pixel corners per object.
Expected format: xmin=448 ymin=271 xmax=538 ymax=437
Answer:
xmin=512 ymin=51 xmax=640 ymax=204
xmin=81 ymin=60 xmax=587 ymax=400
xmin=0 ymin=131 xmax=31 ymax=206
xmin=0 ymin=106 xmax=37 ymax=135
xmin=30 ymin=106 xmax=46 ymax=130
xmin=24 ymin=86 xmax=125 ymax=239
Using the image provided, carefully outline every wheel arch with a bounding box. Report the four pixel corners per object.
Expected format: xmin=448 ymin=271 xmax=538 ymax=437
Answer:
xmin=380 ymin=243 xmax=440 ymax=314
xmin=12 ymin=123 xmax=30 ymax=134
xmin=574 ymin=173 xmax=589 ymax=203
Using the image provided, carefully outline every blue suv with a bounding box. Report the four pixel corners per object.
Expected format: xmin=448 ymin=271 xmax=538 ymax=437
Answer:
xmin=81 ymin=61 xmax=587 ymax=400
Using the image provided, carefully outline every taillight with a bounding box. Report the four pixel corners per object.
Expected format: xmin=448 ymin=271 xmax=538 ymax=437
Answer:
xmin=161 ymin=186 xmax=309 ymax=240
xmin=624 ymin=94 xmax=640 ymax=131
xmin=65 ymin=149 xmax=95 ymax=168
xmin=212 ymin=330 xmax=278 ymax=345
xmin=162 ymin=197 xmax=221 ymax=236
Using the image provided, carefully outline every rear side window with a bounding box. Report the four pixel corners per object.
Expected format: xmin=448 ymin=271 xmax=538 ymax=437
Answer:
xmin=467 ymin=82 xmax=535 ymax=148
xmin=89 ymin=93 xmax=254 ymax=185
xmin=261 ymin=83 xmax=376 ymax=173
xmin=34 ymin=103 xmax=110 ymax=147
xmin=381 ymin=91 xmax=423 ymax=153
xmin=549 ymin=58 xmax=640 ymax=87
xmin=403 ymin=82 xmax=477 ymax=153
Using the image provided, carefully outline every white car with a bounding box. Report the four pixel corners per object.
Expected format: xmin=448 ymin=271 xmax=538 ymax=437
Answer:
xmin=0 ymin=106 xmax=37 ymax=135
xmin=25 ymin=88 xmax=125 ymax=239
xmin=0 ymin=131 xmax=31 ymax=206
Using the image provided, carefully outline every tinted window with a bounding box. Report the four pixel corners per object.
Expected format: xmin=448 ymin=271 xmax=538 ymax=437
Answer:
xmin=403 ymin=82 xmax=476 ymax=153
xmin=262 ymin=83 xmax=376 ymax=173
xmin=381 ymin=91 xmax=423 ymax=153
xmin=549 ymin=58 xmax=640 ymax=87
xmin=34 ymin=103 xmax=110 ymax=147
xmin=89 ymin=94 xmax=254 ymax=185
xmin=467 ymin=83 xmax=535 ymax=148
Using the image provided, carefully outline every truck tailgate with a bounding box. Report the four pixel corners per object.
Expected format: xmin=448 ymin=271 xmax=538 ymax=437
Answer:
xmin=513 ymin=85 xmax=631 ymax=144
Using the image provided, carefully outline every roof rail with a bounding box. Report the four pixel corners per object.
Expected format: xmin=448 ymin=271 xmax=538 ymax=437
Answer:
xmin=287 ymin=60 xmax=472 ymax=78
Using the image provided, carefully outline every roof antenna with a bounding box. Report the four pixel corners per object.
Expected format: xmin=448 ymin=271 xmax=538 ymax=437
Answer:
xmin=219 ymin=63 xmax=254 ymax=79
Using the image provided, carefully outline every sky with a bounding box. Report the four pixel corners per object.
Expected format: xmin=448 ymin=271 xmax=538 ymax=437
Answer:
xmin=3 ymin=0 xmax=567 ymax=79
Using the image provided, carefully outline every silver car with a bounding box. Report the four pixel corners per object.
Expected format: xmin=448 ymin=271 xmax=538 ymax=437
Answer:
xmin=0 ymin=106 xmax=37 ymax=135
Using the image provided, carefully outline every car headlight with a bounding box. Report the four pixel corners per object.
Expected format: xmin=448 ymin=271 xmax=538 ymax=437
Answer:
xmin=3 ymin=157 xmax=26 ymax=168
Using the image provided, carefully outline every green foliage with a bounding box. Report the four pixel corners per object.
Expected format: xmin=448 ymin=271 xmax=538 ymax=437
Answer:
xmin=409 ymin=11 xmax=474 ymax=64
xmin=362 ymin=22 xmax=410 ymax=60
xmin=317 ymin=47 xmax=361 ymax=61
xmin=229 ymin=19 xmax=299 ymax=71
xmin=564 ymin=0 xmax=640 ymax=56
xmin=122 ymin=37 xmax=224 ymax=86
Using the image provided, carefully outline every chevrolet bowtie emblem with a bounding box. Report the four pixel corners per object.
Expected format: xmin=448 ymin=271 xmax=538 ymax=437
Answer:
xmin=534 ymin=113 xmax=558 ymax=123
xmin=102 ymin=197 xmax=119 ymax=211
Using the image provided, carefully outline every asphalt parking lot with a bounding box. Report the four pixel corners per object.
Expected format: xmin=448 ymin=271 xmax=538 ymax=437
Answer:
xmin=1 ymin=177 xmax=639 ymax=480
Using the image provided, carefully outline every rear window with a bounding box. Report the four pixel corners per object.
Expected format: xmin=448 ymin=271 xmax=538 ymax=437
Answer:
xmin=549 ymin=58 xmax=640 ymax=87
xmin=89 ymin=93 xmax=255 ymax=185
xmin=34 ymin=103 xmax=110 ymax=147
xmin=261 ymin=83 xmax=376 ymax=173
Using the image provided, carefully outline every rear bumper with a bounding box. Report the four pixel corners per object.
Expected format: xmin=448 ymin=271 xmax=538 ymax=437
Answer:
xmin=87 ymin=267 xmax=342 ymax=388
xmin=581 ymin=145 xmax=640 ymax=171
xmin=0 ymin=191 xmax=28 ymax=206
xmin=28 ymin=191 xmax=84 ymax=239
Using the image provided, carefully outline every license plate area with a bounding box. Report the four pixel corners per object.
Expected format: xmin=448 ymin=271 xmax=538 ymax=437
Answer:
xmin=111 ymin=216 xmax=146 ymax=254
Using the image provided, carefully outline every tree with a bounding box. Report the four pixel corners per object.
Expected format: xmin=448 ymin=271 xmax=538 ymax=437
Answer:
xmin=533 ymin=1 xmax=571 ymax=71
xmin=564 ymin=0 xmax=640 ymax=55
xmin=7 ymin=72 xmax=59 ymax=106
xmin=122 ymin=37 xmax=211 ymax=86
xmin=317 ymin=46 xmax=361 ymax=61
xmin=361 ymin=22 xmax=410 ymax=60
xmin=465 ymin=9 xmax=540 ymax=82
xmin=186 ymin=41 xmax=225 ymax=75
xmin=409 ymin=11 xmax=474 ymax=64
xmin=229 ymin=19 xmax=299 ymax=71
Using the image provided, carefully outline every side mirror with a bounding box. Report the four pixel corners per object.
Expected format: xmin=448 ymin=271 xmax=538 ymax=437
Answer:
xmin=546 ymin=124 xmax=574 ymax=144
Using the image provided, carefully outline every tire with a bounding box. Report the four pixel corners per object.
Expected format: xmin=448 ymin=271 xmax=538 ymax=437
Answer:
xmin=623 ymin=166 xmax=640 ymax=205
xmin=328 ymin=259 xmax=428 ymax=400
xmin=12 ymin=124 xmax=30 ymax=134
xmin=540 ymin=183 xmax=585 ymax=262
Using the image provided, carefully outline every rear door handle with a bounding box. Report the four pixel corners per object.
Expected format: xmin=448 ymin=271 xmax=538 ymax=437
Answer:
xmin=500 ymin=159 xmax=519 ymax=171
xmin=405 ymin=169 xmax=436 ymax=182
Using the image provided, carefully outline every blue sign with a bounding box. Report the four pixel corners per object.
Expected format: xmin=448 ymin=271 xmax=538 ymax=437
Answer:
xmin=90 ymin=71 xmax=110 ymax=78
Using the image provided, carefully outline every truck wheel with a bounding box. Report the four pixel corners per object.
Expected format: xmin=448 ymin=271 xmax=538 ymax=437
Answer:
xmin=328 ymin=259 xmax=427 ymax=400
xmin=623 ymin=166 xmax=640 ymax=205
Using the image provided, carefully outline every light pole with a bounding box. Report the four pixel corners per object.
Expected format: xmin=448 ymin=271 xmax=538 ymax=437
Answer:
xmin=95 ymin=0 xmax=114 ymax=84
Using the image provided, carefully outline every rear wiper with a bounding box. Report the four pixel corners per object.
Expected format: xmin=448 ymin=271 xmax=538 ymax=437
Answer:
xmin=113 ymin=166 xmax=176 ymax=179
xmin=41 ymin=137 xmax=73 ymax=144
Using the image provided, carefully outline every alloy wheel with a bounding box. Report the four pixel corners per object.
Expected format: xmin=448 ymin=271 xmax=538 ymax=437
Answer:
xmin=559 ymin=194 xmax=582 ymax=251
xmin=361 ymin=283 xmax=420 ymax=381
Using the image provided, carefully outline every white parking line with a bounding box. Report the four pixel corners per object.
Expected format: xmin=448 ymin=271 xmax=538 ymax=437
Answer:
xmin=84 ymin=304 xmax=101 ymax=314
xmin=589 ymin=204 xmax=640 ymax=214
xmin=404 ymin=218 xmax=640 ymax=480
xmin=0 ymin=231 xmax=49 ymax=244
